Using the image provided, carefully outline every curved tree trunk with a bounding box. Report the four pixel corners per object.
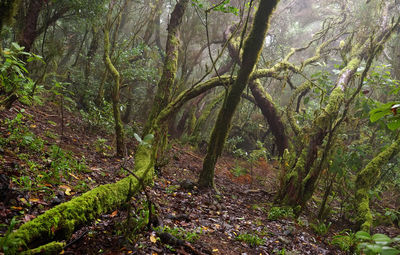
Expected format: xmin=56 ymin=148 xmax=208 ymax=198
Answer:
xmin=249 ymin=79 xmax=288 ymax=157
xmin=355 ymin=136 xmax=400 ymax=232
xmin=198 ymin=0 xmax=280 ymax=190
xmin=104 ymin=2 xmax=125 ymax=157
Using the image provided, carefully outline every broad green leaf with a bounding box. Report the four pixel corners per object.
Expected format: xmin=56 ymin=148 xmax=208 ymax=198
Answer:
xmin=356 ymin=231 xmax=371 ymax=240
xmin=133 ymin=133 xmax=142 ymax=143
xmin=370 ymin=109 xmax=392 ymax=122
xmin=387 ymin=118 xmax=400 ymax=131
xmin=372 ymin=233 xmax=392 ymax=245
xmin=143 ymin=134 xmax=154 ymax=143
xmin=366 ymin=244 xmax=383 ymax=253
xmin=381 ymin=247 xmax=400 ymax=255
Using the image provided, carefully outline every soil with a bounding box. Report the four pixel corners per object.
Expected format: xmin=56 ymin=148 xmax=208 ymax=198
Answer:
xmin=1 ymin=102 xmax=399 ymax=255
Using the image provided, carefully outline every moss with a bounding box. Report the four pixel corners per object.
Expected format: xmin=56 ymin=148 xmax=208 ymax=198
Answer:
xmin=314 ymin=87 xmax=344 ymax=129
xmin=355 ymin=136 xmax=400 ymax=232
xmin=286 ymin=81 xmax=311 ymax=135
xmin=103 ymin=7 xmax=125 ymax=157
xmin=20 ymin=241 xmax=65 ymax=255
xmin=1 ymin=143 xmax=155 ymax=254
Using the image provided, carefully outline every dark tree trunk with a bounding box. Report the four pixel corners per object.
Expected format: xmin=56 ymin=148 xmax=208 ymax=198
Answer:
xmin=249 ymin=79 xmax=288 ymax=157
xmin=198 ymin=0 xmax=279 ymax=190
xmin=18 ymin=0 xmax=44 ymax=52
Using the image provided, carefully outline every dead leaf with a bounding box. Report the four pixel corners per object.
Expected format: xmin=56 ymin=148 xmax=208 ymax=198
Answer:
xmin=59 ymin=185 xmax=72 ymax=196
xmin=11 ymin=206 xmax=23 ymax=210
xmin=150 ymin=235 xmax=157 ymax=243
xmin=68 ymin=173 xmax=79 ymax=180
xmin=110 ymin=210 xmax=118 ymax=217
xmin=29 ymin=198 xmax=39 ymax=203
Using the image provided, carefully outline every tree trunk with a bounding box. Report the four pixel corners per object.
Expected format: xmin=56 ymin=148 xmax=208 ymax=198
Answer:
xmin=103 ymin=2 xmax=125 ymax=157
xmin=355 ymin=136 xmax=400 ymax=232
xmin=198 ymin=0 xmax=279 ymax=190
xmin=18 ymin=0 xmax=44 ymax=53
xmin=249 ymin=79 xmax=288 ymax=157
xmin=142 ymin=0 xmax=189 ymax=162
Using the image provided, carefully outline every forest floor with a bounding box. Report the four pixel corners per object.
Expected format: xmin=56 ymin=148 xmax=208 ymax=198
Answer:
xmin=1 ymin=103 xmax=400 ymax=255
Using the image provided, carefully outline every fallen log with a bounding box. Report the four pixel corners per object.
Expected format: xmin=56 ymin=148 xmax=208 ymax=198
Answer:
xmin=1 ymin=145 xmax=153 ymax=255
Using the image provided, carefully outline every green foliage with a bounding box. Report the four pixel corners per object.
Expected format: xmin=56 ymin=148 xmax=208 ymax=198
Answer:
xmin=0 ymin=42 xmax=43 ymax=108
xmin=330 ymin=229 xmax=356 ymax=252
xmin=367 ymin=65 xmax=400 ymax=131
xmin=230 ymin=163 xmax=247 ymax=177
xmin=47 ymin=145 xmax=88 ymax=182
xmin=80 ymin=101 xmax=114 ymax=134
xmin=155 ymin=226 xmax=202 ymax=243
xmin=310 ymin=220 xmax=331 ymax=236
xmin=356 ymin=231 xmax=400 ymax=255
xmin=0 ymin=217 xmax=19 ymax=254
xmin=133 ymin=133 xmax=154 ymax=148
xmin=93 ymin=137 xmax=112 ymax=155
xmin=165 ymin=184 xmax=180 ymax=194
xmin=225 ymin=135 xmax=244 ymax=155
xmin=1 ymin=110 xmax=44 ymax=153
xmin=235 ymin=232 xmax=265 ymax=246
xmin=384 ymin=208 xmax=400 ymax=226
xmin=11 ymin=175 xmax=32 ymax=192
xmin=267 ymin=206 xmax=295 ymax=220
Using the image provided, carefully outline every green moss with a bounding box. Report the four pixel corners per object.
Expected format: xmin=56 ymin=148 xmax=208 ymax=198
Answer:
xmin=355 ymin=136 xmax=400 ymax=232
xmin=20 ymin=241 xmax=65 ymax=255
xmin=1 ymin=143 xmax=155 ymax=254
xmin=286 ymin=81 xmax=311 ymax=135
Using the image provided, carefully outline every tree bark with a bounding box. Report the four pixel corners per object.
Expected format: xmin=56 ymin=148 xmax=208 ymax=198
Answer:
xmin=18 ymin=0 xmax=44 ymax=53
xmin=355 ymin=136 xmax=400 ymax=232
xmin=249 ymin=79 xmax=288 ymax=157
xmin=103 ymin=2 xmax=125 ymax=157
xmin=198 ymin=0 xmax=280 ymax=190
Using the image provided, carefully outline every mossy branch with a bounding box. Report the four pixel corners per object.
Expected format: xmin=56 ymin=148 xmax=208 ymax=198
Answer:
xmin=355 ymin=136 xmax=400 ymax=232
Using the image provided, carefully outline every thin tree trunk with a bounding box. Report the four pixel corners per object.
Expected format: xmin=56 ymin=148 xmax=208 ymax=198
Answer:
xmin=104 ymin=2 xmax=125 ymax=157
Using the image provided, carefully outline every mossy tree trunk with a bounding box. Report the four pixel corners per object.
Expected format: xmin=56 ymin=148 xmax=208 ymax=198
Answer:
xmin=103 ymin=1 xmax=125 ymax=157
xmin=249 ymin=79 xmax=288 ymax=157
xmin=355 ymin=136 xmax=400 ymax=232
xmin=198 ymin=0 xmax=280 ymax=190
xmin=142 ymin=0 xmax=189 ymax=160
xmin=276 ymin=12 xmax=400 ymax=211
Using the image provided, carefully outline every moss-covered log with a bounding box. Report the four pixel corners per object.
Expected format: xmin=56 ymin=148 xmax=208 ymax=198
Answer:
xmin=0 ymin=145 xmax=153 ymax=254
xmin=355 ymin=136 xmax=400 ymax=232
xmin=198 ymin=0 xmax=279 ymax=189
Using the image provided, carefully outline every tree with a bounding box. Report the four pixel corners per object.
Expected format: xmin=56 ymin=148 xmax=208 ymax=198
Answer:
xmin=142 ymin=0 xmax=189 ymax=162
xmin=198 ymin=0 xmax=280 ymax=190
xmin=103 ymin=0 xmax=127 ymax=157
